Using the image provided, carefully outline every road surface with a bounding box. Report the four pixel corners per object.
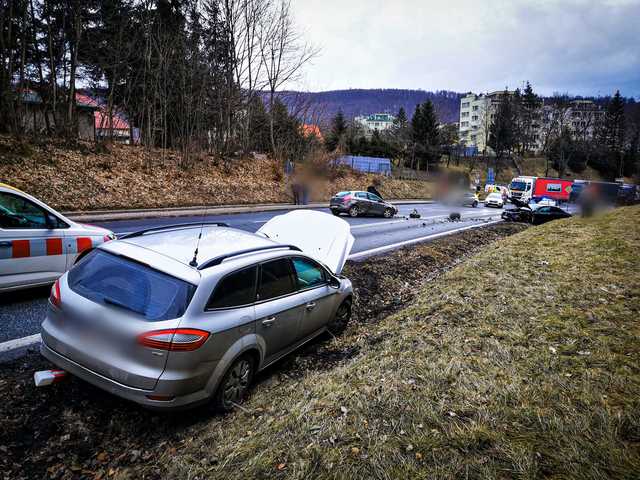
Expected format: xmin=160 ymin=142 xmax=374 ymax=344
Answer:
xmin=0 ymin=202 xmax=501 ymax=358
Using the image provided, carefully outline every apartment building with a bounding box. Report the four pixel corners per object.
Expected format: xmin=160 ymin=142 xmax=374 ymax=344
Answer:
xmin=459 ymin=91 xmax=603 ymax=154
xmin=354 ymin=113 xmax=396 ymax=136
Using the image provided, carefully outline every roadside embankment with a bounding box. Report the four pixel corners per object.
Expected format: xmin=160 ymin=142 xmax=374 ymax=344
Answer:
xmin=0 ymin=137 xmax=432 ymax=211
xmin=0 ymin=222 xmax=526 ymax=480
xmin=159 ymin=206 xmax=639 ymax=479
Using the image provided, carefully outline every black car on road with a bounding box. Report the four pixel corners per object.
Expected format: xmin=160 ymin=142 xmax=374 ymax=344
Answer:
xmin=330 ymin=191 xmax=398 ymax=218
xmin=502 ymin=205 xmax=571 ymax=225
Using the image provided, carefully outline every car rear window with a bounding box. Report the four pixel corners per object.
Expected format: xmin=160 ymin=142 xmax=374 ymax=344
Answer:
xmin=334 ymin=191 xmax=350 ymax=197
xmin=258 ymin=258 xmax=295 ymax=301
xmin=68 ymin=250 xmax=196 ymax=321
xmin=207 ymin=266 xmax=257 ymax=309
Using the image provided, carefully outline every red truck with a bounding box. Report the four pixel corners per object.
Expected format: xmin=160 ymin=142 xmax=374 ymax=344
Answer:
xmin=509 ymin=176 xmax=573 ymax=203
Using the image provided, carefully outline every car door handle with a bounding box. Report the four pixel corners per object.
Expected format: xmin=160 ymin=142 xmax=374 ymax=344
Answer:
xmin=0 ymin=241 xmax=11 ymax=248
xmin=261 ymin=317 xmax=276 ymax=327
xmin=306 ymin=302 xmax=316 ymax=310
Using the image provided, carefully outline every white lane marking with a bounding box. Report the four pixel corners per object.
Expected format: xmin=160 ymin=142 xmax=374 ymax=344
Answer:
xmin=348 ymin=220 xmax=502 ymax=260
xmin=0 ymin=333 xmax=41 ymax=353
xmin=2 ymin=217 xmax=500 ymax=354
xmin=350 ymin=219 xmax=407 ymax=229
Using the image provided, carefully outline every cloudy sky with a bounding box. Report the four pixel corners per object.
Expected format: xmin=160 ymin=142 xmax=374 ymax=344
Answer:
xmin=292 ymin=0 xmax=640 ymax=98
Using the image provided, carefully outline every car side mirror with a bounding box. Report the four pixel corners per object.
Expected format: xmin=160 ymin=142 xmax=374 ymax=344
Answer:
xmin=329 ymin=275 xmax=341 ymax=289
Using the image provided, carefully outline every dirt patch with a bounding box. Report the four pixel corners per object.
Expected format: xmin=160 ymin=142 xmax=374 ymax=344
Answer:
xmin=0 ymin=223 xmax=526 ymax=480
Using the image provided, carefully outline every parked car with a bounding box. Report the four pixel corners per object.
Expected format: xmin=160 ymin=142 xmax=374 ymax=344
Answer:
xmin=531 ymin=206 xmax=572 ymax=225
xmin=443 ymin=191 xmax=479 ymax=208
xmin=40 ymin=211 xmax=354 ymax=411
xmin=329 ymin=191 xmax=398 ymax=218
xmin=0 ymin=183 xmax=115 ymax=293
xmin=484 ymin=192 xmax=504 ymax=208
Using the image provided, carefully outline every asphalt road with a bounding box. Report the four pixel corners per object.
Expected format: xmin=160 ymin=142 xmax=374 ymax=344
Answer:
xmin=0 ymin=202 xmax=501 ymax=354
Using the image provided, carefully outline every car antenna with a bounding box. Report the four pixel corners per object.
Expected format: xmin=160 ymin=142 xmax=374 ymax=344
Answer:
xmin=189 ymin=206 xmax=209 ymax=267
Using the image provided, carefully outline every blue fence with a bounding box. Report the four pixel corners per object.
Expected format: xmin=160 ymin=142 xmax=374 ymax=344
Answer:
xmin=336 ymin=155 xmax=392 ymax=175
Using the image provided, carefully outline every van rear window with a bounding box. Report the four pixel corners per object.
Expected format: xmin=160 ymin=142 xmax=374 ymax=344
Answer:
xmin=68 ymin=250 xmax=196 ymax=321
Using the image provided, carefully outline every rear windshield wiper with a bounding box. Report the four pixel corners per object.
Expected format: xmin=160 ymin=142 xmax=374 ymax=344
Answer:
xmin=103 ymin=296 xmax=145 ymax=316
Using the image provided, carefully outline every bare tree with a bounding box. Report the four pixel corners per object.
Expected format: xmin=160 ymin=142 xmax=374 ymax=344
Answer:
xmin=259 ymin=0 xmax=317 ymax=156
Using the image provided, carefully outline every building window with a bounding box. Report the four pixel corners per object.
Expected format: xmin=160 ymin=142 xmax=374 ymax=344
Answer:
xmin=461 ymin=112 xmax=469 ymax=118
xmin=472 ymin=106 xmax=479 ymax=111
xmin=462 ymin=102 xmax=470 ymax=108
xmin=461 ymin=121 xmax=469 ymax=127
xmin=472 ymin=115 xmax=478 ymax=121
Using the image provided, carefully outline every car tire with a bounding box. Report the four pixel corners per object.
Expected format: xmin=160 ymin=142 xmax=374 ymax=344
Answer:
xmin=383 ymin=207 xmax=394 ymax=218
xmin=213 ymin=354 xmax=255 ymax=413
xmin=472 ymin=201 xmax=478 ymax=208
xmin=331 ymin=209 xmax=341 ymax=216
xmin=348 ymin=205 xmax=359 ymax=217
xmin=328 ymin=299 xmax=352 ymax=334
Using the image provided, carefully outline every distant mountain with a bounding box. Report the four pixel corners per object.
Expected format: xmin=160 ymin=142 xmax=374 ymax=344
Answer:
xmin=270 ymin=89 xmax=464 ymax=125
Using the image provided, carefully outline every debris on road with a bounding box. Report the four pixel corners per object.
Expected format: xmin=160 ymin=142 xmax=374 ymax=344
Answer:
xmin=409 ymin=209 xmax=421 ymax=218
xmin=448 ymin=212 xmax=461 ymax=221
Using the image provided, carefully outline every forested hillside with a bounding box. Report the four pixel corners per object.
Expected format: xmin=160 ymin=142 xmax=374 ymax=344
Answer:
xmin=272 ymin=89 xmax=463 ymax=124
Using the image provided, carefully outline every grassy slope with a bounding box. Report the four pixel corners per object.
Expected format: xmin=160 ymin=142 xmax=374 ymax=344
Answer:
xmin=155 ymin=207 xmax=640 ymax=480
xmin=0 ymin=137 xmax=431 ymax=210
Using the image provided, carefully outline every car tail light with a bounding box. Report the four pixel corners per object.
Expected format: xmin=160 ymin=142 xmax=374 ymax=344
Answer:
xmin=137 ymin=329 xmax=210 ymax=351
xmin=342 ymin=195 xmax=352 ymax=204
xmin=50 ymin=279 xmax=61 ymax=308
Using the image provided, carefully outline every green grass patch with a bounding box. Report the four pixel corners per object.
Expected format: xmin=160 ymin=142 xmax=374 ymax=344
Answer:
xmin=151 ymin=207 xmax=640 ymax=479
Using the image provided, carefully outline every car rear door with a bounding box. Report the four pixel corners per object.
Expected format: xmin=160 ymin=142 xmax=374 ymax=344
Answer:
xmin=354 ymin=192 xmax=371 ymax=214
xmin=0 ymin=190 xmax=68 ymax=290
xmin=292 ymin=256 xmax=338 ymax=338
xmin=254 ymin=258 xmax=306 ymax=363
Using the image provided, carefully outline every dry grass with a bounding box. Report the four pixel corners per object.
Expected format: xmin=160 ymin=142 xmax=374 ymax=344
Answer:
xmin=142 ymin=207 xmax=640 ymax=480
xmin=0 ymin=136 xmax=432 ymax=211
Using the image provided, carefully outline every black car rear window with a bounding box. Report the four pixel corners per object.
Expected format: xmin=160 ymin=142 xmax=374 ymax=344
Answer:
xmin=68 ymin=250 xmax=196 ymax=321
xmin=334 ymin=191 xmax=350 ymax=197
xmin=207 ymin=266 xmax=257 ymax=309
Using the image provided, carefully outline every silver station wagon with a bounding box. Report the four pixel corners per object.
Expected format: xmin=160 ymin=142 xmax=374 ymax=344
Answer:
xmin=40 ymin=211 xmax=354 ymax=410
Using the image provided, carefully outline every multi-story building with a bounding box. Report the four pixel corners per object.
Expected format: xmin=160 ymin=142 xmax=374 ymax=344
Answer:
xmin=354 ymin=113 xmax=396 ymax=136
xmin=460 ymin=91 xmax=603 ymax=154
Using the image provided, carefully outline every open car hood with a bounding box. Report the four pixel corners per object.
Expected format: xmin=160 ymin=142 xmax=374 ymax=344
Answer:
xmin=257 ymin=210 xmax=355 ymax=275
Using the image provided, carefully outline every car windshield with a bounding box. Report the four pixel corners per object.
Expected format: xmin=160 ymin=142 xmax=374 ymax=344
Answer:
xmin=68 ymin=250 xmax=196 ymax=321
xmin=510 ymin=181 xmax=527 ymax=191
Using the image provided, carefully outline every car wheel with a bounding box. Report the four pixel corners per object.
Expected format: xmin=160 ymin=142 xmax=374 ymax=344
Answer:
xmin=214 ymin=354 xmax=255 ymax=412
xmin=331 ymin=209 xmax=341 ymax=216
xmin=383 ymin=207 xmax=394 ymax=218
xmin=472 ymin=201 xmax=478 ymax=208
xmin=328 ymin=299 xmax=352 ymax=334
xmin=348 ymin=205 xmax=359 ymax=217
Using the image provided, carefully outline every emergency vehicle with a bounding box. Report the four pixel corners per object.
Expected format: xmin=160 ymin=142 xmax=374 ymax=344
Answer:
xmin=0 ymin=183 xmax=115 ymax=292
xmin=509 ymin=176 xmax=573 ymax=203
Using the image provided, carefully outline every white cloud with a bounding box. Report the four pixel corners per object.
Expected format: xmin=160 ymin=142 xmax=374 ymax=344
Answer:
xmin=291 ymin=0 xmax=640 ymax=97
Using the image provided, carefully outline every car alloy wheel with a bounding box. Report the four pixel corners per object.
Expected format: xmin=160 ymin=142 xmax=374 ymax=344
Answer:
xmin=348 ymin=205 xmax=359 ymax=217
xmin=383 ymin=208 xmax=394 ymax=218
xmin=216 ymin=356 xmax=254 ymax=412
xmin=328 ymin=299 xmax=352 ymax=333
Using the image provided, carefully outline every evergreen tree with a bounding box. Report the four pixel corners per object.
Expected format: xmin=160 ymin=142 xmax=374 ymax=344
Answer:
xmin=521 ymin=82 xmax=540 ymax=153
xmin=600 ymin=90 xmax=626 ymax=177
xmin=325 ymin=109 xmax=347 ymax=152
xmin=410 ymin=101 xmax=439 ymax=170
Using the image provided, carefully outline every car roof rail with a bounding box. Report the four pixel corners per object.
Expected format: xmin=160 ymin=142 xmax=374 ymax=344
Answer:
xmin=119 ymin=222 xmax=230 ymax=239
xmin=197 ymin=244 xmax=301 ymax=270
